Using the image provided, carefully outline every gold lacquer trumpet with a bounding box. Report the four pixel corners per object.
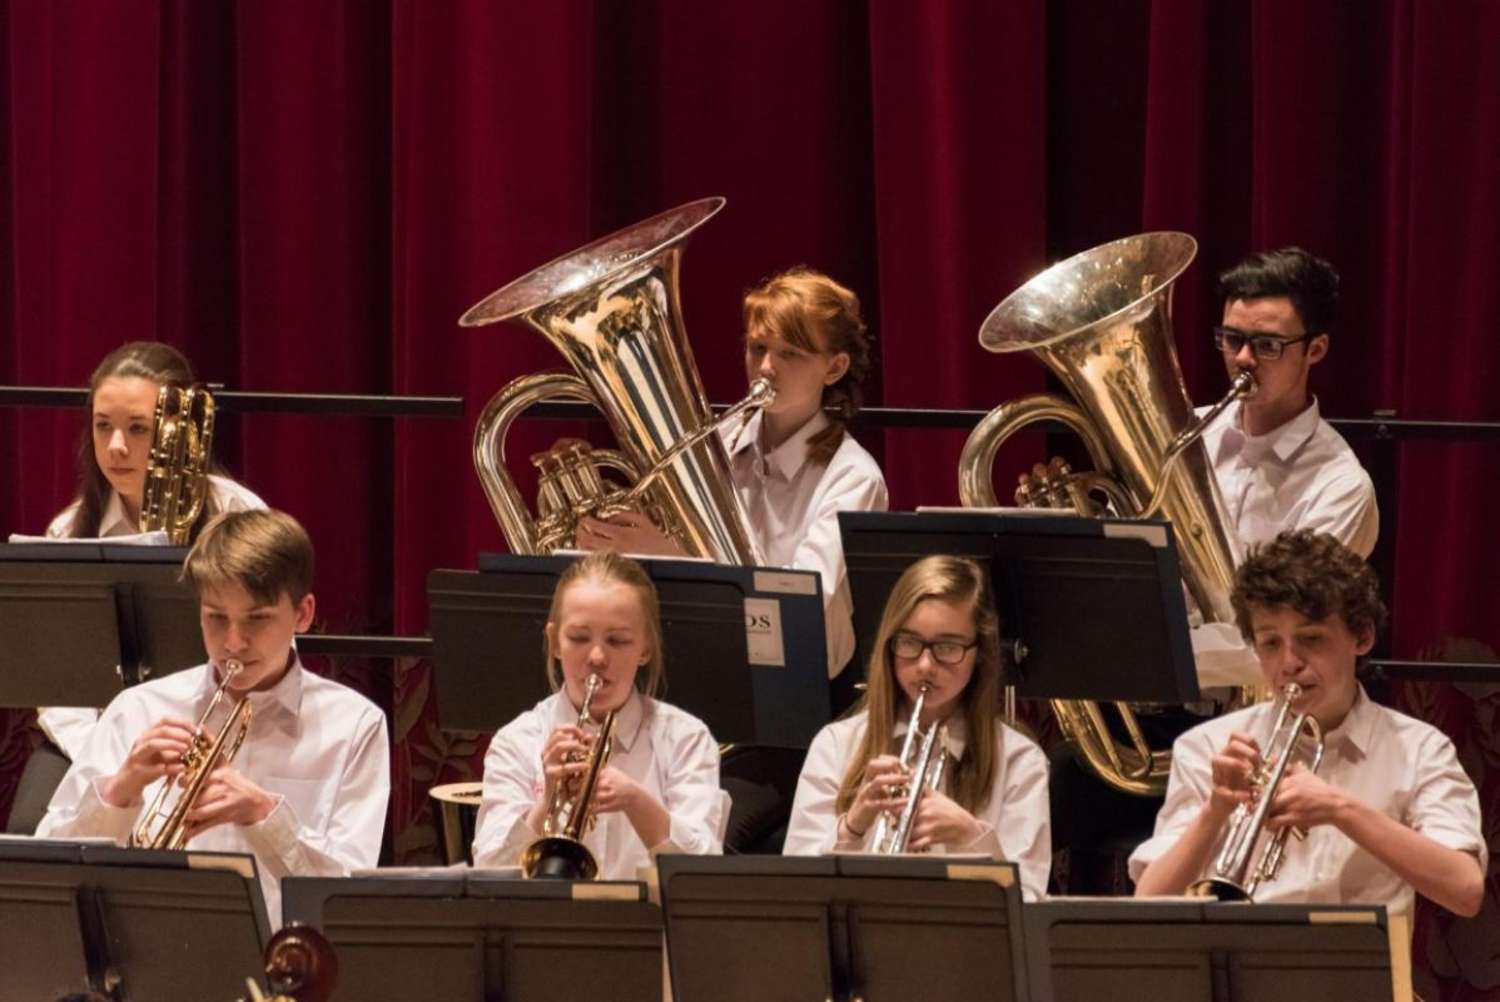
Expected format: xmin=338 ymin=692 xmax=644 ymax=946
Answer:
xmin=870 ymin=683 xmax=950 ymax=854
xmin=130 ymin=658 xmax=253 ymax=850
xmin=522 ymin=673 xmax=617 ymax=880
xmin=1189 ymin=682 xmax=1326 ymax=901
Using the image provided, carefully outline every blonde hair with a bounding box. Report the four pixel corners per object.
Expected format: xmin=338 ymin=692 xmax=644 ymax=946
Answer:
xmin=743 ymin=267 xmax=871 ymax=466
xmin=182 ymin=509 xmax=314 ymax=605
xmin=834 ymin=556 xmax=1003 ymax=815
xmin=544 ymin=552 xmax=665 ymax=698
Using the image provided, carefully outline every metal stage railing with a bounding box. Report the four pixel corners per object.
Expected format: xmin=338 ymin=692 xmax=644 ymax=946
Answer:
xmin=5 ymin=384 xmax=1495 ymax=683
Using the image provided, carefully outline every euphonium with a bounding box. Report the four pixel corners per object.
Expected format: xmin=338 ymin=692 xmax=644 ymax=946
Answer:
xmin=131 ymin=658 xmax=252 ymax=850
xmin=870 ymin=683 xmax=950 ymax=854
xmin=521 ymin=673 xmax=617 ymax=880
xmin=459 ymin=197 xmax=771 ymax=562
xmin=141 ymin=383 xmax=215 ymax=545
xmin=241 ymin=923 xmax=338 ymax=1002
xmin=1190 ymin=682 xmax=1326 ymax=901
xmin=958 ymin=232 xmax=1254 ymax=796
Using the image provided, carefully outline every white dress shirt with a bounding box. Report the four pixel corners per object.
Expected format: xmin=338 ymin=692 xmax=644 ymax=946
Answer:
xmin=1191 ymin=398 xmax=1379 ymax=687
xmin=1127 ymin=686 xmax=1486 ymax=923
xmin=472 ymin=689 xmax=726 ymax=879
xmin=783 ymin=709 xmax=1052 ymax=901
xmin=36 ymin=655 xmax=390 ymax=928
xmin=39 ymin=475 xmax=269 ymax=757
xmin=720 ymin=410 xmax=888 ymax=677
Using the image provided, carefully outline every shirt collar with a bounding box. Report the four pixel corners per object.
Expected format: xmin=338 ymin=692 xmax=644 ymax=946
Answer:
xmin=1319 ymin=683 xmax=1377 ymax=757
xmin=197 ymin=651 xmax=305 ymax=725
xmin=730 ymin=408 xmax=831 ymax=482
xmin=550 ymin=686 xmax=648 ymax=754
xmin=1223 ymin=396 xmax=1322 ymax=464
xmin=894 ymin=710 xmax=969 ymax=762
xmin=98 ymin=490 xmax=137 ymax=536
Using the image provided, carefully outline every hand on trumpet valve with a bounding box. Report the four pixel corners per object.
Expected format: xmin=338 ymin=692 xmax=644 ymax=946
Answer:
xmin=904 ymin=788 xmax=984 ymax=852
xmin=540 ymin=725 xmax=595 ymax=792
xmin=1264 ymin=762 xmax=1342 ymax=833
xmin=101 ymin=716 xmax=199 ymax=807
xmin=586 ymin=765 xmax=643 ymax=815
xmin=181 ymin=766 xmax=276 ymax=840
xmin=1207 ymin=731 xmax=1263 ymax=818
xmin=574 ymin=511 xmax=681 ymax=556
xmin=847 ymin=755 xmax=911 ymax=837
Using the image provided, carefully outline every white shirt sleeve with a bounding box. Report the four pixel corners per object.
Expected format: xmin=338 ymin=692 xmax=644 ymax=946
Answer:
xmin=792 ymin=461 xmax=889 ymax=612
xmin=239 ymin=703 xmax=389 ymax=880
xmin=472 ymin=712 xmax=547 ymax=869
xmin=650 ymin=717 xmax=727 ymax=856
xmin=969 ymin=730 xmax=1052 ymax=902
xmin=783 ymin=721 xmax=867 ymax=855
xmin=1127 ymin=727 xmax=1217 ymax=884
xmin=1405 ymin=729 xmax=1488 ymax=870
xmin=34 ymin=700 xmax=144 ymax=844
xmin=1301 ymin=469 xmax=1379 ymax=558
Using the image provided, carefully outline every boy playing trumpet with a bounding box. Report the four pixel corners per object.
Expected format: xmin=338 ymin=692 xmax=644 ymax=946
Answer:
xmin=37 ymin=509 xmax=390 ymax=927
xmin=1130 ymin=530 xmax=1485 ymax=920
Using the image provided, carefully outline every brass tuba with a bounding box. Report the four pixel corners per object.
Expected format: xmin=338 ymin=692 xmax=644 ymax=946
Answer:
xmin=142 ymin=383 xmax=215 ymax=545
xmin=459 ymin=197 xmax=769 ymax=562
xmin=958 ymin=232 xmax=1251 ymax=796
xmin=131 ymin=658 xmax=252 ymax=850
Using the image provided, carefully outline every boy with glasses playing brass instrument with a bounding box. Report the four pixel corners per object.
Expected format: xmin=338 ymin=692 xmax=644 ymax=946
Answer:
xmin=36 ymin=509 xmax=390 ymax=927
xmin=1131 ymin=530 xmax=1485 ymax=921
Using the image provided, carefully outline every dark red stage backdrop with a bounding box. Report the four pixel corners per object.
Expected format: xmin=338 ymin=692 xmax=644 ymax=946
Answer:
xmin=1 ymin=4 xmax=1495 ymax=996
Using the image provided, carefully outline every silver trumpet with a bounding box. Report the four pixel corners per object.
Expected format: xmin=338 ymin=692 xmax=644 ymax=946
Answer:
xmin=1190 ymin=682 xmax=1326 ymax=901
xmin=870 ymin=683 xmax=950 ymax=854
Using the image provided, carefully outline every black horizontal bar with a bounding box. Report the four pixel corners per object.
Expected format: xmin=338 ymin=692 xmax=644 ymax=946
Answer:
xmin=296 ymin=633 xmax=433 ymax=658
xmin=1359 ymin=659 xmax=1500 ymax=683
xmin=3 ymin=384 xmax=1497 ymax=439
xmin=0 ymin=386 xmax=464 ymax=418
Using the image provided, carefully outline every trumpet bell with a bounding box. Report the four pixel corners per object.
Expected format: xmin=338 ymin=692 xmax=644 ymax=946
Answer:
xmin=520 ymin=835 xmax=600 ymax=881
xmin=1186 ymin=876 xmax=1252 ymax=903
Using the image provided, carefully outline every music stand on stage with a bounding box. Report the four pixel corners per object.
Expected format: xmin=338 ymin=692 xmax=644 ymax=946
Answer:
xmin=1026 ymin=898 xmax=1408 ymax=1002
xmin=839 ymin=510 xmax=1201 ymax=704
xmin=0 ymin=543 xmax=203 ymax=705
xmin=0 ymin=838 xmax=269 ymax=1001
xmin=283 ymin=872 xmax=663 ymax=1002
xmin=657 ymin=854 xmax=1029 ymax=1002
xmin=428 ymin=553 xmax=830 ymax=747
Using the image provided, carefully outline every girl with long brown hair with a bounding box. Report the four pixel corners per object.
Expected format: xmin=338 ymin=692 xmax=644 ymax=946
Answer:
xmin=782 ymin=555 xmax=1051 ymax=899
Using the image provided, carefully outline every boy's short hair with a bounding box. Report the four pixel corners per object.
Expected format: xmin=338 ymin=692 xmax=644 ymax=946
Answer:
xmin=1216 ymin=246 xmax=1340 ymax=335
xmin=182 ymin=509 xmax=314 ymax=605
xmin=1231 ymin=530 xmax=1387 ymax=642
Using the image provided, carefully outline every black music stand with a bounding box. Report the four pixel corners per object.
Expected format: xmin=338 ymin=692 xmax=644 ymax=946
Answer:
xmin=0 ymin=837 xmax=269 ymax=1001
xmin=0 ymin=542 xmax=204 ymax=705
xmin=839 ymin=510 xmax=1200 ymax=703
xmin=428 ymin=553 xmax=830 ymax=747
xmin=282 ymin=873 xmax=663 ymax=1001
xmin=1026 ymin=899 xmax=1406 ymax=1002
xmin=658 ymin=854 xmax=1029 ymax=1002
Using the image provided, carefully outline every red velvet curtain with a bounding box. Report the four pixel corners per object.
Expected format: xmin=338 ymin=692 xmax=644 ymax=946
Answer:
xmin=2 ymin=3 xmax=1496 ymax=994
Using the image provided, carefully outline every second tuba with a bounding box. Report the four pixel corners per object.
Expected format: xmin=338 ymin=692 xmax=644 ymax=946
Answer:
xmin=142 ymin=383 xmax=215 ymax=545
xmin=459 ymin=197 xmax=768 ymax=562
xmin=958 ymin=232 xmax=1250 ymax=796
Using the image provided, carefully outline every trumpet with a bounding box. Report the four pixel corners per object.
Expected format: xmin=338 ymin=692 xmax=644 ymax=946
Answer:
xmin=141 ymin=383 xmax=214 ymax=545
xmin=521 ymin=673 xmax=617 ymax=880
xmin=870 ymin=683 xmax=950 ymax=854
xmin=130 ymin=659 xmax=253 ymax=850
xmin=1189 ymin=682 xmax=1326 ymax=901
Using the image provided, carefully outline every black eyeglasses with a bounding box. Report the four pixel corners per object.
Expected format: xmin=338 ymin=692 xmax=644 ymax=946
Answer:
xmin=889 ymin=632 xmax=979 ymax=666
xmin=1212 ymin=326 xmax=1317 ymax=360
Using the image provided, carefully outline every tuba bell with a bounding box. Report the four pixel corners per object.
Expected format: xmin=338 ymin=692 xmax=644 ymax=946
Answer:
xmin=141 ymin=383 xmax=215 ymax=545
xmin=958 ymin=232 xmax=1252 ymax=796
xmin=459 ymin=197 xmax=770 ymax=562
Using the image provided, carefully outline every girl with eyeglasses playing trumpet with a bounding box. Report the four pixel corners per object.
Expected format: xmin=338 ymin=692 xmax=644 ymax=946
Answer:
xmin=782 ymin=555 xmax=1051 ymax=900
xmin=471 ymin=552 xmax=727 ymax=878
